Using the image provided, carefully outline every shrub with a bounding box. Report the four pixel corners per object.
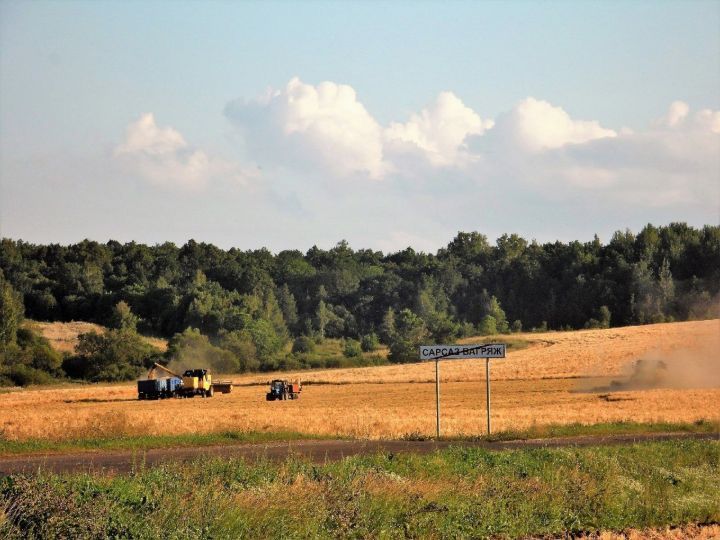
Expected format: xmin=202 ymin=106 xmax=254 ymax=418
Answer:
xmin=342 ymin=339 xmax=362 ymax=358
xmin=69 ymin=329 xmax=161 ymax=382
xmin=478 ymin=315 xmax=497 ymax=335
xmin=292 ymin=336 xmax=316 ymax=354
xmin=360 ymin=333 xmax=380 ymax=352
xmin=599 ymin=305 xmax=611 ymax=328
xmin=6 ymin=364 xmax=54 ymax=386
xmin=219 ymin=330 xmax=259 ymax=372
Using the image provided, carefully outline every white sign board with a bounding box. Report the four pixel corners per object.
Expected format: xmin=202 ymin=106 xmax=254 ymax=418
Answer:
xmin=419 ymin=344 xmax=506 ymax=361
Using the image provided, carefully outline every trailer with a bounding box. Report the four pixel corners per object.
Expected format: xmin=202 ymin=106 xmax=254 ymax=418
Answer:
xmin=212 ymin=380 xmax=233 ymax=394
xmin=137 ymin=376 xmax=182 ymax=400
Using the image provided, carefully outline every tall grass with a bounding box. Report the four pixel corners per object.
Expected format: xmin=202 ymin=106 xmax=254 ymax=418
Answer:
xmin=1 ymin=440 xmax=718 ymax=538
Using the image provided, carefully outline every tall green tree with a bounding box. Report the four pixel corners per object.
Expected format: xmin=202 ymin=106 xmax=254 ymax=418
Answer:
xmin=388 ymin=309 xmax=429 ymax=363
xmin=0 ymin=274 xmax=24 ymax=349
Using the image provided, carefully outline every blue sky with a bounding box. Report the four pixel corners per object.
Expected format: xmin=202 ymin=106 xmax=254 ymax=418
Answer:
xmin=1 ymin=0 xmax=719 ymax=252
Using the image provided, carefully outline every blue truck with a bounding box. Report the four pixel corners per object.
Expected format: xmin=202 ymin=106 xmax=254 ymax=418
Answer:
xmin=137 ymin=376 xmax=182 ymax=400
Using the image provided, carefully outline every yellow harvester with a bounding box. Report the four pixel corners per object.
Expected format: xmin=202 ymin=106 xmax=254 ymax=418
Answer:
xmin=180 ymin=368 xmax=214 ymax=398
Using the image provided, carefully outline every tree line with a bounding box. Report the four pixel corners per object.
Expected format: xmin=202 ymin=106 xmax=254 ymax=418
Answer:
xmin=1 ymin=223 xmax=718 ymax=383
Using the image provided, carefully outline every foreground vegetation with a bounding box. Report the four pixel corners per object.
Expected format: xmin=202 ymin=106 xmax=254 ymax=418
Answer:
xmin=1 ymin=440 xmax=718 ymax=538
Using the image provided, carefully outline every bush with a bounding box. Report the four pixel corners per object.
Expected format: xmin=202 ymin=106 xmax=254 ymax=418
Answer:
xmin=16 ymin=327 xmax=62 ymax=374
xmin=511 ymin=320 xmax=523 ymax=333
xmin=360 ymin=333 xmax=380 ymax=352
xmin=325 ymin=357 xmax=343 ymax=368
xmin=70 ymin=329 xmax=161 ymax=382
xmin=599 ymin=305 xmax=611 ymax=328
xmin=219 ymin=330 xmax=259 ymax=372
xmin=478 ymin=315 xmax=497 ymax=335
xmin=532 ymin=321 xmax=548 ymax=332
xmin=292 ymin=336 xmax=316 ymax=354
xmin=342 ymin=339 xmax=362 ymax=358
xmin=459 ymin=322 xmax=476 ymax=337
xmin=6 ymin=364 xmax=54 ymax=386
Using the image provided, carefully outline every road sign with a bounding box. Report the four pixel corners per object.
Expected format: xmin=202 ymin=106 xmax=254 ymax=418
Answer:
xmin=419 ymin=343 xmax=506 ymax=361
xmin=420 ymin=343 xmax=507 ymax=438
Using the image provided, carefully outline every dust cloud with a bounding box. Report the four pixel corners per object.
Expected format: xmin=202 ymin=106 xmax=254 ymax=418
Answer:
xmin=591 ymin=331 xmax=719 ymax=391
xmin=165 ymin=341 xmax=236 ymax=376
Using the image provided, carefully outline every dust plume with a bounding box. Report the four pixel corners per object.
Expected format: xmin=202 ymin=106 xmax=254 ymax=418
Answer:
xmin=165 ymin=340 xmax=237 ymax=376
xmin=596 ymin=331 xmax=719 ymax=391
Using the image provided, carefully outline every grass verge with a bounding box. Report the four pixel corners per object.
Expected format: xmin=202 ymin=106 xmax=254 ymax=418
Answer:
xmin=436 ymin=419 xmax=720 ymax=442
xmin=0 ymin=430 xmax=332 ymax=457
xmin=1 ymin=439 xmax=718 ymax=538
xmin=2 ymin=421 xmax=716 ymax=457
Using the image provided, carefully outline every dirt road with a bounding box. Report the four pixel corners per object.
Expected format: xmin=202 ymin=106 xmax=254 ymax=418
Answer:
xmin=1 ymin=432 xmax=716 ymax=476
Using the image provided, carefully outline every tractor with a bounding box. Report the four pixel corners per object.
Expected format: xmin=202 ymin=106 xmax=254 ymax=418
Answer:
xmin=266 ymin=379 xmax=302 ymax=400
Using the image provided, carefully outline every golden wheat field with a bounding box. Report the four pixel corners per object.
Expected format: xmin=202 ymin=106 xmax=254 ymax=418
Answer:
xmin=1 ymin=320 xmax=717 ymax=442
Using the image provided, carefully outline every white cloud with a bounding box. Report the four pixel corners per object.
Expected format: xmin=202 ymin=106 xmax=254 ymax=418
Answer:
xmin=658 ymin=100 xmax=720 ymax=133
xmin=665 ymin=100 xmax=690 ymax=127
xmin=385 ymin=91 xmax=493 ymax=167
xmin=225 ymin=77 xmax=385 ymax=178
xmin=115 ymin=113 xmax=253 ymax=190
xmin=223 ymin=80 xmax=717 ymax=215
xmin=693 ymin=108 xmax=720 ymax=134
xmin=520 ymin=102 xmax=720 ymax=207
xmin=488 ymin=97 xmax=617 ymax=152
xmin=226 ymin=79 xmax=497 ymax=178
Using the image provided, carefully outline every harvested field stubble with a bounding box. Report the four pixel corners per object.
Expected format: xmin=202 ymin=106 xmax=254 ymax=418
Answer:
xmin=0 ymin=320 xmax=718 ymax=441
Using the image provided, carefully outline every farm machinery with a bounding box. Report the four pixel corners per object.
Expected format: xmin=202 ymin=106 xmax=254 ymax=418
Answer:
xmin=266 ymin=379 xmax=302 ymax=401
xmin=137 ymin=363 xmax=233 ymax=400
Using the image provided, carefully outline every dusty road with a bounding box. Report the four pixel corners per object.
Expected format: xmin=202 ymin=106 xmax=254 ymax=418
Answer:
xmin=1 ymin=432 xmax=717 ymax=476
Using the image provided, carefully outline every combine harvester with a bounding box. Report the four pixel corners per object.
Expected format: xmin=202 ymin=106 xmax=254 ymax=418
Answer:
xmin=137 ymin=363 xmax=233 ymax=400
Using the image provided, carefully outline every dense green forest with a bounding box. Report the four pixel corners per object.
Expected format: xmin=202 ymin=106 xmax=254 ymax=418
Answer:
xmin=1 ymin=223 xmax=718 ymax=384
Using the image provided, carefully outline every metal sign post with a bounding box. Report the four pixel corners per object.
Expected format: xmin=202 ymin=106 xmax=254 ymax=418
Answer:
xmin=435 ymin=359 xmax=440 ymax=438
xmin=420 ymin=343 xmax=506 ymax=438
xmin=485 ymin=358 xmax=491 ymax=435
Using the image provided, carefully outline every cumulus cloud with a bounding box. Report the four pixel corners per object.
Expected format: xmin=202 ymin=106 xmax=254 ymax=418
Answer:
xmin=385 ymin=91 xmax=493 ymax=167
xmin=514 ymin=101 xmax=720 ymax=206
xmin=487 ymin=97 xmax=617 ymax=152
xmin=223 ymin=78 xmax=717 ymax=213
xmin=664 ymin=100 xmax=690 ymax=127
xmin=225 ymin=77 xmax=385 ymax=178
xmin=115 ymin=113 xmax=253 ymax=190
xmin=226 ymin=78 xmax=496 ymax=178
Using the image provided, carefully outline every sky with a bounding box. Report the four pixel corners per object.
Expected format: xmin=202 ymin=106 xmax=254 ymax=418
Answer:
xmin=1 ymin=0 xmax=719 ymax=253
